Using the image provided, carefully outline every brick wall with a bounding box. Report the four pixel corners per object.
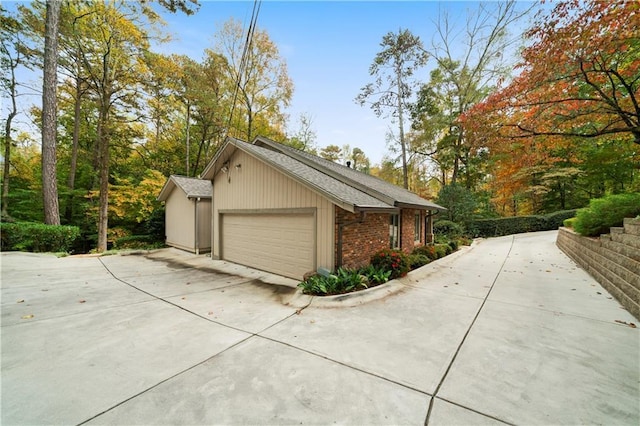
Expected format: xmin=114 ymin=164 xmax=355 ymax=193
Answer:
xmin=336 ymin=207 xmax=428 ymax=269
xmin=400 ymin=209 xmax=425 ymax=253
xmin=335 ymin=208 xmax=389 ymax=269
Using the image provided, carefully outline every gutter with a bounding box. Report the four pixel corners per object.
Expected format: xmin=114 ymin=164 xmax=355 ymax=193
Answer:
xmin=336 ymin=211 xmax=366 ymax=269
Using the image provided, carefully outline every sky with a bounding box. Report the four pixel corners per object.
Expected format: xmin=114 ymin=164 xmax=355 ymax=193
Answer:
xmin=3 ymin=0 xmax=538 ymax=166
xmin=156 ymin=0 xmax=535 ymax=165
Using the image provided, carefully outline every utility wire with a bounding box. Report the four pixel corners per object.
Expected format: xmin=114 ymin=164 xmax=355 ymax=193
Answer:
xmin=225 ymin=0 xmax=262 ymax=142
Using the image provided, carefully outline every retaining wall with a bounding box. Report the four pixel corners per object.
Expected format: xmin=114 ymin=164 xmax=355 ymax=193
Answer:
xmin=556 ymin=218 xmax=640 ymax=320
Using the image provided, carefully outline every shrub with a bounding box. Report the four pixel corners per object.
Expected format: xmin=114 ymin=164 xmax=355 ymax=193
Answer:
xmin=469 ymin=209 xmax=578 ymax=238
xmin=413 ymin=245 xmax=438 ymax=260
xmin=448 ymin=240 xmax=459 ymax=252
xmin=298 ymin=267 xmax=369 ymax=296
xmin=573 ymin=193 xmax=640 ymax=237
xmin=433 ymin=220 xmax=464 ymax=239
xmin=0 ymin=222 xmax=80 ymax=253
xmin=371 ymin=248 xmax=410 ymax=279
xmin=563 ymin=217 xmax=577 ymax=228
xmin=359 ymin=264 xmax=392 ymax=285
xmin=434 ymin=244 xmax=449 ymax=258
xmin=408 ymin=253 xmax=430 ymax=269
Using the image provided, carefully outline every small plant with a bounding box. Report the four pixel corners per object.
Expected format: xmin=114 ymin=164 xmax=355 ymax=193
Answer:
xmin=298 ymin=267 xmax=369 ymax=296
xmin=448 ymin=240 xmax=459 ymax=252
xmin=371 ymin=248 xmax=410 ymax=279
xmin=359 ymin=264 xmax=392 ymax=285
xmin=563 ymin=217 xmax=577 ymax=228
xmin=335 ymin=267 xmax=368 ymax=292
xmin=408 ymin=253 xmax=430 ymax=269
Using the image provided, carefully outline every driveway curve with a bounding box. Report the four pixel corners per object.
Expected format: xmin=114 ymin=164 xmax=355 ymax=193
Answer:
xmin=1 ymin=230 xmax=638 ymax=425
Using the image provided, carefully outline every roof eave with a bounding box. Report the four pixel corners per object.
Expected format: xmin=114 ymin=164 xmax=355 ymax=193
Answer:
xmin=395 ymin=202 xmax=447 ymax=211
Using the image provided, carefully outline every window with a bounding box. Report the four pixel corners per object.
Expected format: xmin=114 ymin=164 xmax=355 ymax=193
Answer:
xmin=390 ymin=214 xmax=400 ymax=249
xmin=414 ymin=213 xmax=421 ymax=242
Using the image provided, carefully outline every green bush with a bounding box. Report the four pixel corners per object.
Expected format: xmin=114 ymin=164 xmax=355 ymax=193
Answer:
xmin=448 ymin=240 xmax=459 ymax=252
xmin=371 ymin=248 xmax=410 ymax=279
xmin=434 ymin=244 xmax=449 ymax=258
xmin=433 ymin=220 xmax=464 ymax=238
xmin=413 ymin=245 xmax=438 ymax=261
xmin=563 ymin=217 xmax=577 ymax=228
xmin=359 ymin=264 xmax=392 ymax=285
xmin=470 ymin=209 xmax=578 ymax=238
xmin=0 ymin=222 xmax=80 ymax=253
xmin=298 ymin=267 xmax=370 ymax=296
xmin=408 ymin=253 xmax=430 ymax=269
xmin=573 ymin=193 xmax=640 ymax=237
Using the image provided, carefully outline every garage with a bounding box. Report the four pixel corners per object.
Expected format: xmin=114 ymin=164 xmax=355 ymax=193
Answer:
xmin=221 ymin=212 xmax=316 ymax=279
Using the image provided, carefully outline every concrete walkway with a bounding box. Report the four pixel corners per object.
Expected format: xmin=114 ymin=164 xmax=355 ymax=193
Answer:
xmin=1 ymin=231 xmax=638 ymax=425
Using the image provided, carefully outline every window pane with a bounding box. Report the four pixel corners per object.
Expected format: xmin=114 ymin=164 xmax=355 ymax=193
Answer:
xmin=414 ymin=213 xmax=421 ymax=242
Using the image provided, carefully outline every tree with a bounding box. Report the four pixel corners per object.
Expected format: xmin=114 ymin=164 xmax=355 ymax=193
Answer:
xmin=319 ymin=144 xmax=342 ymax=162
xmin=70 ymin=0 xmax=159 ymax=251
xmin=465 ymin=0 xmax=640 ymax=145
xmin=411 ymin=1 xmax=531 ymax=189
xmin=285 ymin=112 xmax=317 ymax=153
xmin=1 ymin=7 xmax=32 ymax=219
xmin=41 ymin=0 xmax=61 ymax=225
xmin=214 ymin=18 xmax=293 ymax=142
xmin=356 ymin=29 xmax=427 ymax=189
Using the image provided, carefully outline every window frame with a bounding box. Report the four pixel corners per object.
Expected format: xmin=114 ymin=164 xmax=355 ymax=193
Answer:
xmin=389 ymin=214 xmax=400 ymax=249
xmin=414 ymin=212 xmax=421 ymax=243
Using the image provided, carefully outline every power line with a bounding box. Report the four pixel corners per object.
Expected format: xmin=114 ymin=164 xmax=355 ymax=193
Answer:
xmin=225 ymin=0 xmax=261 ymax=142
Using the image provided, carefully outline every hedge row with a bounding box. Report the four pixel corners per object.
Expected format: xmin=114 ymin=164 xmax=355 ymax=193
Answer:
xmin=469 ymin=210 xmax=577 ymax=238
xmin=1 ymin=222 xmax=81 ymax=253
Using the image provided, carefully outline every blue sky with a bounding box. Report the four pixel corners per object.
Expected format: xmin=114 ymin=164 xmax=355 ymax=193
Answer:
xmin=158 ymin=0 xmax=537 ymax=164
xmin=3 ymin=0 xmax=537 ymax=165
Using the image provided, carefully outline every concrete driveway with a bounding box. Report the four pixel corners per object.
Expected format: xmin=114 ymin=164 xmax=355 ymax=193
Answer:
xmin=1 ymin=230 xmax=638 ymax=425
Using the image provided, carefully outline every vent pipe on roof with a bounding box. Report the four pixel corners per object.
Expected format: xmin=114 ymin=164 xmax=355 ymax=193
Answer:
xmin=346 ymin=160 xmax=351 ymax=168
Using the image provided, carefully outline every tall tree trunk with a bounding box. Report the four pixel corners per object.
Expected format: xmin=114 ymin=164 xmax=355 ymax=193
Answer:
xmin=42 ymin=0 xmax=61 ymax=225
xmin=397 ymin=67 xmax=408 ymax=189
xmin=2 ymin=63 xmax=18 ymax=218
xmin=96 ymin=103 xmax=110 ymax=252
xmin=65 ymin=73 xmax=83 ymax=223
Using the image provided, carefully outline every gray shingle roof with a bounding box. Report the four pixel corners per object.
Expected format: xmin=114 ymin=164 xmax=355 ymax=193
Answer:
xmin=199 ymin=136 xmax=445 ymax=212
xmin=254 ymin=137 xmax=445 ymax=211
xmin=157 ymin=175 xmax=212 ymax=201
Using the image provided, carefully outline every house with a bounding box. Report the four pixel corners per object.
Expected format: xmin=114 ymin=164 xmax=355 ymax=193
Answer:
xmin=157 ymin=175 xmax=212 ymax=254
xmin=199 ymin=136 xmax=445 ymax=280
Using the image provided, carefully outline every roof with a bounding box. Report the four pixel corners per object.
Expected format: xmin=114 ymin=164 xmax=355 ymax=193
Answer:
xmin=200 ymin=136 xmax=445 ymax=213
xmin=254 ymin=137 xmax=445 ymax=211
xmin=157 ymin=175 xmax=212 ymax=201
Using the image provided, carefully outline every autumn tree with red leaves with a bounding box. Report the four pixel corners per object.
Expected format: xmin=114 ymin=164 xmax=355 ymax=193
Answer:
xmin=466 ymin=0 xmax=639 ymax=144
xmin=463 ymin=0 xmax=639 ymax=214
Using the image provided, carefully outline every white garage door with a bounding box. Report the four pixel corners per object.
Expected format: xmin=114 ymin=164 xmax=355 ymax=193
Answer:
xmin=221 ymin=213 xmax=315 ymax=279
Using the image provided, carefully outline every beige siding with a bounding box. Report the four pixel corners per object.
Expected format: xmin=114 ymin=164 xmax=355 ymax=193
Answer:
xmin=196 ymin=199 xmax=211 ymax=251
xmin=212 ymin=149 xmax=335 ymax=271
xmin=165 ymin=189 xmax=195 ymax=251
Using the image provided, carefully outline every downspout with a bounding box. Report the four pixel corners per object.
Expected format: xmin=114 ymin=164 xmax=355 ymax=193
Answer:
xmin=194 ymin=197 xmax=200 ymax=255
xmin=336 ymin=211 xmax=366 ymax=269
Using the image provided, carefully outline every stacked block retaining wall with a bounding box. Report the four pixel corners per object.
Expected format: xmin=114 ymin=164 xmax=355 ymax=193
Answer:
xmin=556 ymin=218 xmax=640 ymax=320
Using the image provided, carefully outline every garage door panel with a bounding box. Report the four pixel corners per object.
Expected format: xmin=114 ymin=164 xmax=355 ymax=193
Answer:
xmin=221 ymin=213 xmax=315 ymax=279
